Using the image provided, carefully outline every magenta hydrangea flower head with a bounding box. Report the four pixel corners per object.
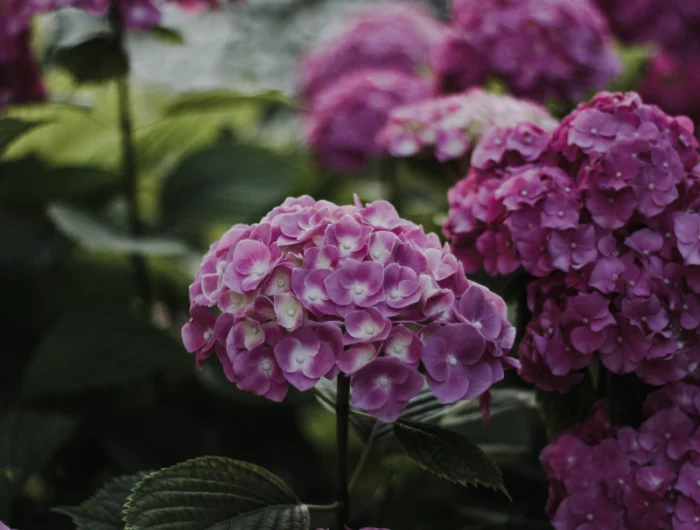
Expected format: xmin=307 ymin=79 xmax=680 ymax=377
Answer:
xmin=639 ymin=50 xmax=700 ymax=125
xmin=0 ymin=28 xmax=46 ymax=108
xmin=376 ymin=88 xmax=558 ymax=162
xmin=183 ymin=195 xmax=517 ymax=422
xmin=445 ymin=90 xmax=700 ymax=391
xmin=594 ymin=0 xmax=700 ymax=51
xmin=541 ymin=378 xmax=700 ymax=529
xmin=432 ymin=0 xmax=620 ymax=102
xmin=298 ymin=2 xmax=444 ymax=103
xmin=304 ymin=69 xmax=432 ymax=173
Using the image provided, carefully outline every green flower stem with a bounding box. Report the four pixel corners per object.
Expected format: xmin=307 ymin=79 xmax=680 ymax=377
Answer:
xmin=108 ymin=2 xmax=153 ymax=307
xmin=336 ymin=373 xmax=351 ymax=528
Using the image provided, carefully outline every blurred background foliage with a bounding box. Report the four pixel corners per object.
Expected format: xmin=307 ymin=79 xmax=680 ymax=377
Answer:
xmin=0 ymin=1 xmax=654 ymax=528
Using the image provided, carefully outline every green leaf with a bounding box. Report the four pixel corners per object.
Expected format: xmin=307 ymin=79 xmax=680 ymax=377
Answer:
xmin=22 ymin=305 xmax=181 ymax=398
xmin=0 ymin=117 xmax=47 ymax=154
xmin=163 ymin=90 xmax=292 ymax=116
xmin=393 ymin=420 xmax=509 ymax=499
xmin=0 ymin=210 xmax=60 ymax=274
xmin=47 ymin=203 xmax=189 ymax=256
xmin=55 ymin=35 xmax=129 ymax=84
xmin=536 ymin=374 xmax=597 ymax=440
xmin=608 ymin=43 xmax=655 ymax=93
xmin=123 ymin=456 xmax=309 ymax=530
xmin=0 ymin=157 xmax=118 ymax=206
xmin=0 ymin=411 xmax=77 ymax=518
xmin=147 ymin=26 xmax=185 ymax=45
xmin=55 ymin=472 xmax=149 ymax=530
xmin=159 ymin=143 xmax=294 ymax=242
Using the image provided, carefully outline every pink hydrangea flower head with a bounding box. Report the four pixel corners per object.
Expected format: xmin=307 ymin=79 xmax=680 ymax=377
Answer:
xmin=594 ymin=0 xmax=700 ymax=51
xmin=298 ymin=2 xmax=444 ymax=102
xmin=542 ymin=378 xmax=700 ymax=529
xmin=184 ymin=196 xmax=517 ymax=420
xmin=377 ymin=88 xmax=558 ymax=162
xmin=0 ymin=28 xmax=46 ymax=108
xmin=446 ymin=90 xmax=700 ymax=388
xmin=304 ymin=69 xmax=433 ymax=172
xmin=432 ymin=0 xmax=620 ymax=102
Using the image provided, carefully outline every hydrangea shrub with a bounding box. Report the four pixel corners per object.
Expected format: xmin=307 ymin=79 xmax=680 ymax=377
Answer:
xmin=183 ymin=195 xmax=517 ymax=422
xmin=445 ymin=91 xmax=700 ymax=392
xmin=542 ymin=378 xmax=700 ymax=529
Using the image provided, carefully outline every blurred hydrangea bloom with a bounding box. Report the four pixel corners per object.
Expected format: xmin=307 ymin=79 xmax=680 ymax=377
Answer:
xmin=595 ymin=0 xmax=700 ymax=51
xmin=639 ymin=51 xmax=700 ymax=125
xmin=183 ymin=195 xmax=517 ymax=422
xmin=376 ymin=87 xmax=558 ymax=162
xmin=541 ymin=378 xmax=700 ymax=529
xmin=0 ymin=29 xmax=46 ymax=107
xmin=432 ymin=0 xmax=620 ymax=102
xmin=0 ymin=522 xmax=15 ymax=530
xmin=444 ymin=91 xmax=700 ymax=391
xmin=298 ymin=2 xmax=444 ymax=103
xmin=304 ymin=69 xmax=432 ymax=172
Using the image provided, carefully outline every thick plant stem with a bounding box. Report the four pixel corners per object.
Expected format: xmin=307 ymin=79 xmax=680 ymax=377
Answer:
xmin=336 ymin=374 xmax=351 ymax=529
xmin=109 ymin=3 xmax=153 ymax=307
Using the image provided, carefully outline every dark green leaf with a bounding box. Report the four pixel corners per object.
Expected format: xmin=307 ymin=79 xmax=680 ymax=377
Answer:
xmin=55 ymin=35 xmax=129 ymax=84
xmin=147 ymin=26 xmax=185 ymax=45
xmin=159 ymin=143 xmax=294 ymax=241
xmin=163 ymin=91 xmax=292 ymax=116
xmin=0 ymin=157 xmax=118 ymax=206
xmin=55 ymin=472 xmax=149 ymax=530
xmin=0 ymin=210 xmax=60 ymax=274
xmin=0 ymin=117 xmax=47 ymax=154
xmin=0 ymin=411 xmax=77 ymax=518
xmin=22 ymin=305 xmax=181 ymax=398
xmin=47 ymin=203 xmax=189 ymax=256
xmin=536 ymin=374 xmax=597 ymax=440
xmin=393 ymin=420 xmax=509 ymax=499
xmin=608 ymin=44 xmax=655 ymax=93
xmin=123 ymin=456 xmax=308 ymax=530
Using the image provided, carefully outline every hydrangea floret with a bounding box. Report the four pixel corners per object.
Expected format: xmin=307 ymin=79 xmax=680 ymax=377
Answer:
xmin=541 ymin=378 xmax=700 ymax=529
xmin=376 ymin=87 xmax=558 ymax=162
xmin=432 ymin=0 xmax=620 ymax=101
xmin=444 ymin=91 xmax=700 ymax=391
xmin=183 ymin=195 xmax=517 ymax=422
xmin=639 ymin=51 xmax=700 ymax=125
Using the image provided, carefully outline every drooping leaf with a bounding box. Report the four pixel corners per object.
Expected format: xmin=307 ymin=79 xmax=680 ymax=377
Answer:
xmin=536 ymin=374 xmax=597 ymax=440
xmin=123 ymin=456 xmax=309 ymax=530
xmin=0 ymin=411 xmax=77 ymax=518
xmin=54 ymin=35 xmax=129 ymax=84
xmin=22 ymin=305 xmax=181 ymax=398
xmin=163 ymin=90 xmax=292 ymax=116
xmin=47 ymin=203 xmax=189 ymax=256
xmin=55 ymin=472 xmax=149 ymax=530
xmin=146 ymin=26 xmax=185 ymax=45
xmin=159 ymin=142 xmax=294 ymax=242
xmin=0 ymin=157 xmax=118 ymax=206
xmin=0 ymin=117 xmax=47 ymax=154
xmin=393 ymin=420 xmax=509 ymax=499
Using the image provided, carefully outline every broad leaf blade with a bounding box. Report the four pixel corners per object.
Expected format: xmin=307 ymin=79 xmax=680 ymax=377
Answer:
xmin=0 ymin=117 xmax=47 ymax=154
xmin=22 ymin=305 xmax=180 ymax=397
xmin=55 ymin=472 xmax=149 ymax=530
xmin=123 ymin=456 xmax=305 ymax=530
xmin=393 ymin=420 xmax=509 ymax=499
xmin=55 ymin=35 xmax=129 ymax=84
xmin=147 ymin=26 xmax=185 ymax=45
xmin=163 ymin=90 xmax=292 ymax=116
xmin=0 ymin=411 xmax=77 ymax=518
xmin=47 ymin=203 xmax=189 ymax=256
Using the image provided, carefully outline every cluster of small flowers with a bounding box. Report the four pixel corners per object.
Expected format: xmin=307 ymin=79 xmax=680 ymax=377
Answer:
xmin=444 ymin=91 xmax=700 ymax=391
xmin=541 ymin=379 xmax=700 ymax=530
xmin=431 ymin=0 xmax=620 ymax=102
xmin=298 ymin=3 xmax=444 ymax=172
xmin=376 ymin=87 xmax=558 ymax=162
xmin=594 ymin=0 xmax=700 ymax=52
xmin=183 ymin=195 xmax=517 ymax=422
xmin=303 ymin=69 xmax=432 ymax=173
